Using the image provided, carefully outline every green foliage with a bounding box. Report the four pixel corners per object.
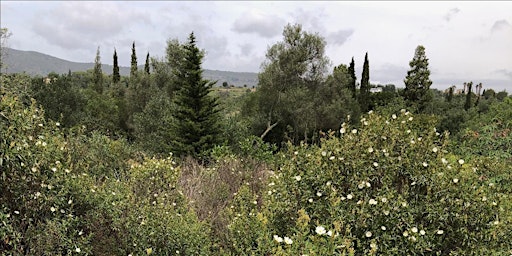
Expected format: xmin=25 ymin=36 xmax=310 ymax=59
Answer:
xmin=144 ymin=52 xmax=150 ymax=75
xmin=464 ymin=82 xmax=473 ymax=111
xmin=348 ymin=57 xmax=357 ymax=97
xmin=92 ymin=46 xmax=103 ymax=94
xmin=359 ymin=52 xmax=371 ymax=112
xmin=112 ymin=49 xmax=120 ymax=83
xmin=403 ymin=45 xmax=433 ymax=112
xmin=130 ymin=41 xmax=138 ymax=78
xmin=170 ymin=32 xmax=222 ymax=158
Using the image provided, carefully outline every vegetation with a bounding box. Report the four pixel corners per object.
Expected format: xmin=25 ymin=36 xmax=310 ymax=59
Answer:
xmin=1 ymin=23 xmax=511 ymax=255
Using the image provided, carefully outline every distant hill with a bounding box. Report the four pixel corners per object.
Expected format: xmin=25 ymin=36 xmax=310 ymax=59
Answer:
xmin=1 ymin=47 xmax=258 ymax=87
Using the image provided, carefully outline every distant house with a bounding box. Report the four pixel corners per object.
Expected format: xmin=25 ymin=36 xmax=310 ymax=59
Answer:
xmin=370 ymin=87 xmax=382 ymax=93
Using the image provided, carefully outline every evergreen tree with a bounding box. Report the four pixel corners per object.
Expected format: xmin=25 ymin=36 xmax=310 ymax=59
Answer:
xmin=358 ymin=52 xmax=370 ymax=112
xmin=144 ymin=52 xmax=150 ymax=75
xmin=404 ymin=45 xmax=432 ymax=111
xmin=171 ymin=32 xmax=221 ymax=158
xmin=92 ymin=46 xmax=103 ymax=94
xmin=446 ymin=86 xmax=455 ymax=103
xmin=130 ymin=41 xmax=138 ymax=78
xmin=464 ymin=82 xmax=473 ymax=111
xmin=113 ymin=48 xmax=120 ymax=83
xmin=348 ymin=57 xmax=356 ymax=97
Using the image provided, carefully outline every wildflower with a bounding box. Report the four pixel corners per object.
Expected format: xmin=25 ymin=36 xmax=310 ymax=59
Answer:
xmin=403 ymin=231 xmax=409 ymax=237
xmin=441 ymin=158 xmax=448 ymax=164
xmin=493 ymin=220 xmax=499 ymax=225
xmin=411 ymin=227 xmax=418 ymax=233
xmin=402 ymin=202 xmax=408 ymax=207
xmin=327 ymin=230 xmax=333 ymax=236
xmin=453 ymin=178 xmax=459 ymax=184
xmin=78 ymin=230 xmax=83 ymax=236
xmin=458 ymin=159 xmax=464 ymax=165
xmin=294 ymin=151 xmax=299 ymax=155
xmin=14 ymin=210 xmax=19 ymax=214
xmin=75 ymin=247 xmax=81 ymax=253
xmin=317 ymin=192 xmax=322 ymax=197
xmin=146 ymin=248 xmax=153 ymax=254
xmin=340 ymin=127 xmax=346 ymax=134
xmin=308 ymin=198 xmax=313 ymax=203
xmin=326 ymin=181 xmax=331 ymax=186
xmin=321 ymin=151 xmax=327 ymax=157
xmin=408 ymin=117 xmax=413 ymax=121
xmin=482 ymin=196 xmax=487 ymax=201
xmin=294 ymin=175 xmax=301 ymax=181
xmin=366 ymin=182 xmax=371 ymax=187
xmin=284 ymin=236 xmax=293 ymax=245
xmin=381 ymin=226 xmax=386 ymax=231
xmin=368 ymin=147 xmax=374 ymax=153
xmin=369 ymin=199 xmax=377 ymax=205
xmin=316 ymin=226 xmax=326 ymax=235
xmin=274 ymin=235 xmax=283 ymax=243
xmin=420 ymin=230 xmax=425 ymax=235
xmin=363 ymin=121 xmax=368 ymax=126
xmin=347 ymin=194 xmax=353 ymax=199
xmin=370 ymin=243 xmax=377 ymax=249
xmin=436 ymin=230 xmax=444 ymax=235
xmin=383 ymin=210 xmax=390 ymax=215
xmin=56 ymin=122 xmax=60 ymax=126
xmin=50 ymin=207 xmax=56 ymax=212
xmin=392 ymin=114 xmax=397 ymax=119
xmin=432 ymin=147 xmax=438 ymax=153
xmin=410 ymin=236 xmax=417 ymax=242
xmin=329 ymin=156 xmax=335 ymax=160
xmin=51 ymin=167 xmax=57 ymax=172
xmin=358 ymin=183 xmax=364 ymax=189
xmin=365 ymin=231 xmax=372 ymax=238
xmin=351 ymin=129 xmax=357 ymax=134
xmin=422 ymin=162 xmax=428 ymax=167
xmin=373 ymin=162 xmax=379 ymax=167
xmin=381 ymin=197 xmax=387 ymax=203
xmin=357 ymin=200 xmax=363 ymax=205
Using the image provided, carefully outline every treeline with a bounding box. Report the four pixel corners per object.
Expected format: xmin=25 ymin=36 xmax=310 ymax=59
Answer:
xmin=1 ymin=24 xmax=512 ymax=254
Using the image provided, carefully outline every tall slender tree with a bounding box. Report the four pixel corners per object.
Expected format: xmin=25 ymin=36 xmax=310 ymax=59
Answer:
xmin=92 ymin=46 xmax=103 ymax=94
xmin=170 ymin=32 xmax=221 ymax=158
xmin=464 ymin=81 xmax=473 ymax=111
xmin=113 ymin=48 xmax=120 ymax=83
xmin=130 ymin=41 xmax=138 ymax=78
xmin=144 ymin=52 xmax=150 ymax=75
xmin=348 ymin=57 xmax=357 ymax=97
xmin=404 ymin=45 xmax=432 ymax=111
xmin=358 ymin=52 xmax=370 ymax=112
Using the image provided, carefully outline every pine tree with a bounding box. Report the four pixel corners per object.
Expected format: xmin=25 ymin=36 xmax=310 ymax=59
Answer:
xmin=358 ymin=52 xmax=370 ymax=112
xmin=404 ymin=45 xmax=432 ymax=111
xmin=171 ymin=32 xmax=221 ymax=158
xmin=348 ymin=57 xmax=356 ymax=97
xmin=92 ymin=46 xmax=103 ymax=94
xmin=113 ymin=48 xmax=120 ymax=83
xmin=144 ymin=52 xmax=150 ymax=75
xmin=130 ymin=41 xmax=137 ymax=78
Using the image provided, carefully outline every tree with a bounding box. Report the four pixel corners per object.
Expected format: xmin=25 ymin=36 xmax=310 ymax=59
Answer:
xmin=130 ymin=41 xmax=137 ymax=78
xmin=446 ymin=86 xmax=455 ymax=103
xmin=248 ymin=23 xmax=329 ymax=144
xmin=358 ymin=52 xmax=370 ymax=112
xmin=170 ymin=32 xmax=222 ymax=158
xmin=464 ymin=81 xmax=473 ymax=111
xmin=144 ymin=52 xmax=150 ymax=75
xmin=92 ymin=46 xmax=103 ymax=94
xmin=1 ymin=27 xmax=12 ymax=71
xmin=403 ymin=45 xmax=433 ymax=111
xmin=113 ymin=48 xmax=120 ymax=83
xmin=348 ymin=57 xmax=357 ymax=97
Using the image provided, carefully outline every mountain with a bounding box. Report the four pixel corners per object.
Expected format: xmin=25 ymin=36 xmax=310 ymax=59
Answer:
xmin=1 ymin=48 xmax=259 ymax=87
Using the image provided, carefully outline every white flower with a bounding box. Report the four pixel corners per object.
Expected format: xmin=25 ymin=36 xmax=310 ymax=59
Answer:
xmin=366 ymin=182 xmax=371 ymax=187
xmin=436 ymin=230 xmax=444 ymax=235
xmin=369 ymin=199 xmax=377 ymax=205
xmin=420 ymin=230 xmax=425 ymax=235
xmin=411 ymin=181 xmax=416 ymax=186
xmin=329 ymin=156 xmax=335 ymax=160
xmin=432 ymin=147 xmax=438 ymax=153
xmin=373 ymin=162 xmax=379 ymax=167
xmin=493 ymin=220 xmax=499 ymax=225
xmin=14 ymin=210 xmax=19 ymax=214
xmin=402 ymin=202 xmax=408 ymax=207
xmin=384 ymin=210 xmax=390 ymax=215
xmin=75 ymin=247 xmax=81 ymax=253
xmin=284 ymin=236 xmax=293 ymax=245
xmin=294 ymin=175 xmax=301 ymax=181
xmin=441 ymin=158 xmax=448 ymax=164
xmin=273 ymin=235 xmax=283 ymax=243
xmin=368 ymin=147 xmax=374 ymax=153
xmin=381 ymin=226 xmax=386 ymax=231
xmin=403 ymin=231 xmax=409 ymax=237
xmin=56 ymin=122 xmax=60 ymax=126
xmin=358 ymin=183 xmax=364 ymax=189
xmin=408 ymin=117 xmax=413 ymax=121
xmin=50 ymin=207 xmax=56 ymax=212
xmin=482 ymin=196 xmax=487 ymax=201
xmin=357 ymin=200 xmax=363 ymax=205
xmin=340 ymin=127 xmax=346 ymax=134
xmin=458 ymin=159 xmax=465 ymax=165
xmin=370 ymin=243 xmax=377 ymax=249
xmin=316 ymin=226 xmax=326 ymax=235
xmin=351 ymin=129 xmax=358 ymax=134
xmin=363 ymin=121 xmax=368 ymax=126
xmin=365 ymin=231 xmax=372 ymax=238
xmin=51 ymin=167 xmax=57 ymax=172
xmin=347 ymin=194 xmax=353 ymax=200
xmin=316 ymin=192 xmax=322 ymax=197
xmin=410 ymin=236 xmax=417 ymax=242
xmin=308 ymin=198 xmax=313 ymax=203
xmin=381 ymin=197 xmax=388 ymax=203
xmin=78 ymin=230 xmax=83 ymax=236
xmin=392 ymin=114 xmax=397 ymax=119
xmin=453 ymin=178 xmax=459 ymax=184
xmin=327 ymin=230 xmax=333 ymax=236
xmin=422 ymin=162 xmax=428 ymax=167
xmin=411 ymin=227 xmax=418 ymax=233
xmin=294 ymin=151 xmax=299 ymax=155
xmin=326 ymin=181 xmax=331 ymax=186
xmin=321 ymin=151 xmax=327 ymax=157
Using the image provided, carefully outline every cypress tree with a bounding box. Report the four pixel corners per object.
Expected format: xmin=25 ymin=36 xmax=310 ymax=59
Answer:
xmin=92 ymin=46 xmax=103 ymax=94
xmin=464 ymin=81 xmax=473 ymax=111
xmin=113 ymin=48 xmax=120 ymax=83
xmin=171 ymin=32 xmax=221 ymax=158
xmin=358 ymin=52 xmax=370 ymax=112
xmin=130 ymin=41 xmax=137 ymax=78
xmin=348 ymin=57 xmax=356 ymax=97
xmin=144 ymin=52 xmax=150 ymax=75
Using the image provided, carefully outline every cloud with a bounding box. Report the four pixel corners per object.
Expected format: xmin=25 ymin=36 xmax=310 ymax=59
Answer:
xmin=443 ymin=8 xmax=460 ymax=22
xmin=239 ymin=43 xmax=255 ymax=56
xmin=494 ymin=69 xmax=512 ymax=79
xmin=326 ymin=29 xmax=354 ymax=46
xmin=32 ymin=2 xmax=151 ymax=50
xmin=371 ymin=63 xmax=408 ymax=85
xmin=232 ymin=10 xmax=285 ymax=38
xmin=491 ymin=19 xmax=512 ymax=33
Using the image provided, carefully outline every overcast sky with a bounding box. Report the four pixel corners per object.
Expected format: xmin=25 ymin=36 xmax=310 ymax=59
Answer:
xmin=1 ymin=1 xmax=511 ymax=91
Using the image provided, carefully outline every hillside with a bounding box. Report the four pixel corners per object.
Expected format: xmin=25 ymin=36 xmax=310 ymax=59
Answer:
xmin=1 ymin=47 xmax=258 ymax=87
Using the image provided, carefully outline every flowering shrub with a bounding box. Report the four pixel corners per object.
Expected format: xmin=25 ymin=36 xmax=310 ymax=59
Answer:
xmin=263 ymin=110 xmax=511 ymax=254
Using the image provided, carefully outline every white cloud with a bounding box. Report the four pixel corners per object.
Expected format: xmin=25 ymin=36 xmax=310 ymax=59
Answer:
xmin=326 ymin=29 xmax=355 ymax=46
xmin=232 ymin=10 xmax=285 ymax=38
xmin=443 ymin=8 xmax=460 ymax=22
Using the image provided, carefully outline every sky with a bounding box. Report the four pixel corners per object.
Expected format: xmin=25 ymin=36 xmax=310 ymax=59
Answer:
xmin=1 ymin=1 xmax=511 ymax=91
